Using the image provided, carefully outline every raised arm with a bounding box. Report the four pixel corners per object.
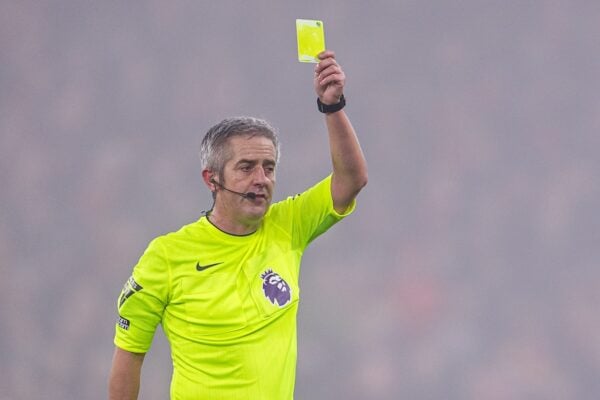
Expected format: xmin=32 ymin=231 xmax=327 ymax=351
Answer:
xmin=108 ymin=347 xmax=145 ymax=400
xmin=314 ymin=50 xmax=368 ymax=213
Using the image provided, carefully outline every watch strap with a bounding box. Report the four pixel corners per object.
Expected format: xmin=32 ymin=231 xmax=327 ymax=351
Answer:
xmin=317 ymin=94 xmax=346 ymax=114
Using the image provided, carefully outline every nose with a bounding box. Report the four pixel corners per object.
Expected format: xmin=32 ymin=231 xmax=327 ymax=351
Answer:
xmin=252 ymin=166 xmax=268 ymax=184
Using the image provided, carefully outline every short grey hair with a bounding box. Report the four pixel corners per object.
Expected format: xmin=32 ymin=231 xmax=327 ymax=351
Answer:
xmin=199 ymin=116 xmax=280 ymax=179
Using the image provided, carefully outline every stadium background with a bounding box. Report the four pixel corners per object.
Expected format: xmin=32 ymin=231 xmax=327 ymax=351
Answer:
xmin=1 ymin=1 xmax=600 ymax=398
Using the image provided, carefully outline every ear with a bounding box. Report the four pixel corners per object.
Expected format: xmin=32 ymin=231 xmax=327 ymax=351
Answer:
xmin=202 ymin=170 xmax=217 ymax=191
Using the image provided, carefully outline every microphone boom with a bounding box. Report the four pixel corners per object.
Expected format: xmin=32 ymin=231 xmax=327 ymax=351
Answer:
xmin=211 ymin=179 xmax=258 ymax=200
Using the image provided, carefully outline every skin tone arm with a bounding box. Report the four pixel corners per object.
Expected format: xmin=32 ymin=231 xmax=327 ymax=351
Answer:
xmin=314 ymin=50 xmax=368 ymax=213
xmin=108 ymin=347 xmax=145 ymax=400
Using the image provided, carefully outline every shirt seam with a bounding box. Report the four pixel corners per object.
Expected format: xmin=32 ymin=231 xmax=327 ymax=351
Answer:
xmin=156 ymin=238 xmax=173 ymax=306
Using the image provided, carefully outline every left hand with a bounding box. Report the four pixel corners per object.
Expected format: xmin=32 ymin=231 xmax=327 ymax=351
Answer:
xmin=314 ymin=50 xmax=345 ymax=105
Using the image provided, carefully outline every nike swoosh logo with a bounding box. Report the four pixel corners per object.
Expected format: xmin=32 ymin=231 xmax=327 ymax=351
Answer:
xmin=196 ymin=262 xmax=223 ymax=271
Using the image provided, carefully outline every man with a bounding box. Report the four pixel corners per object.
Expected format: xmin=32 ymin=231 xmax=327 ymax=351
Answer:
xmin=109 ymin=50 xmax=367 ymax=399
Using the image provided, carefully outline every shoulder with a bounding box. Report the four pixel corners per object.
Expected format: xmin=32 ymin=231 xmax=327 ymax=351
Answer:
xmin=269 ymin=176 xmax=335 ymax=216
xmin=158 ymin=217 xmax=205 ymax=242
xmin=140 ymin=217 xmax=207 ymax=259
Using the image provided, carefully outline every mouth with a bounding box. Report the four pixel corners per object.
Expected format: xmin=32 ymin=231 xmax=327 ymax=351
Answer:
xmin=244 ymin=192 xmax=267 ymax=201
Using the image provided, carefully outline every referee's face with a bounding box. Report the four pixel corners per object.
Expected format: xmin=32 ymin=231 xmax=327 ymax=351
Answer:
xmin=218 ymin=134 xmax=277 ymax=226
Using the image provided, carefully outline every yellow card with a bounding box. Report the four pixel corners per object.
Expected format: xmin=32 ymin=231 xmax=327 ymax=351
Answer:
xmin=296 ymin=19 xmax=325 ymax=63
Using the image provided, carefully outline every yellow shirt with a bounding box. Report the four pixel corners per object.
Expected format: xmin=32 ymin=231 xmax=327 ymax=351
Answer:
xmin=114 ymin=175 xmax=355 ymax=399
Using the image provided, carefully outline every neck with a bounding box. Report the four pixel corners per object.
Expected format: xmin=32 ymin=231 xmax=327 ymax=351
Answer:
xmin=207 ymin=210 xmax=260 ymax=236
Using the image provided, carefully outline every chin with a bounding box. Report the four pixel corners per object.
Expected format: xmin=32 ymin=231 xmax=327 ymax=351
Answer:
xmin=246 ymin=203 xmax=270 ymax=220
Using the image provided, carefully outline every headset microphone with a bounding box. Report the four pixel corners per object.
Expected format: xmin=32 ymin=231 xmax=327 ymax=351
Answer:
xmin=210 ymin=178 xmax=257 ymax=200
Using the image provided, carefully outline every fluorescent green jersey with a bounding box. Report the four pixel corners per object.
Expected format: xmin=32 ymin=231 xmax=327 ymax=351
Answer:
xmin=114 ymin=175 xmax=355 ymax=399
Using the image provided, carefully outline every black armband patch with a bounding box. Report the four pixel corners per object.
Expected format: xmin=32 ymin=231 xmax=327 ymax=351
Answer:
xmin=118 ymin=276 xmax=144 ymax=308
xmin=117 ymin=316 xmax=130 ymax=330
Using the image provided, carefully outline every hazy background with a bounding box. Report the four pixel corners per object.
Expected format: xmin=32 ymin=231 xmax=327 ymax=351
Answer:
xmin=2 ymin=1 xmax=600 ymax=399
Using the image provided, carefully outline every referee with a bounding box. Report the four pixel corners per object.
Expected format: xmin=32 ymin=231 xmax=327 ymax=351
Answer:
xmin=108 ymin=50 xmax=367 ymax=399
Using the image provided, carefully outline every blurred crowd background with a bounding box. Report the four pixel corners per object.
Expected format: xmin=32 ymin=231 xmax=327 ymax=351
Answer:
xmin=2 ymin=1 xmax=600 ymax=399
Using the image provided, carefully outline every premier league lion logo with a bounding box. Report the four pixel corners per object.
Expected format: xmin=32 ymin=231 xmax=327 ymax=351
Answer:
xmin=260 ymin=269 xmax=291 ymax=307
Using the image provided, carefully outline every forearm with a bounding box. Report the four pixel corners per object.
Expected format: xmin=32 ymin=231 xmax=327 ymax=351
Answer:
xmin=109 ymin=347 xmax=145 ymax=400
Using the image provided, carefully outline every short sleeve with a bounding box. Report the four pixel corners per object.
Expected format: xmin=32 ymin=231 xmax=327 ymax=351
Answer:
xmin=114 ymin=238 xmax=171 ymax=353
xmin=273 ymin=175 xmax=356 ymax=249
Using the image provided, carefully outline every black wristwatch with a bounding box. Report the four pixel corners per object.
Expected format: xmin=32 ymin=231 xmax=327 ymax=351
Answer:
xmin=317 ymin=94 xmax=346 ymax=114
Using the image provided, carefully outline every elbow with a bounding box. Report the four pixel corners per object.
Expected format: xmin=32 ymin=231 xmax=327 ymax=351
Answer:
xmin=351 ymin=169 xmax=368 ymax=195
xmin=333 ymin=165 xmax=368 ymax=196
xmin=357 ymin=168 xmax=368 ymax=190
xmin=360 ymin=170 xmax=369 ymax=188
